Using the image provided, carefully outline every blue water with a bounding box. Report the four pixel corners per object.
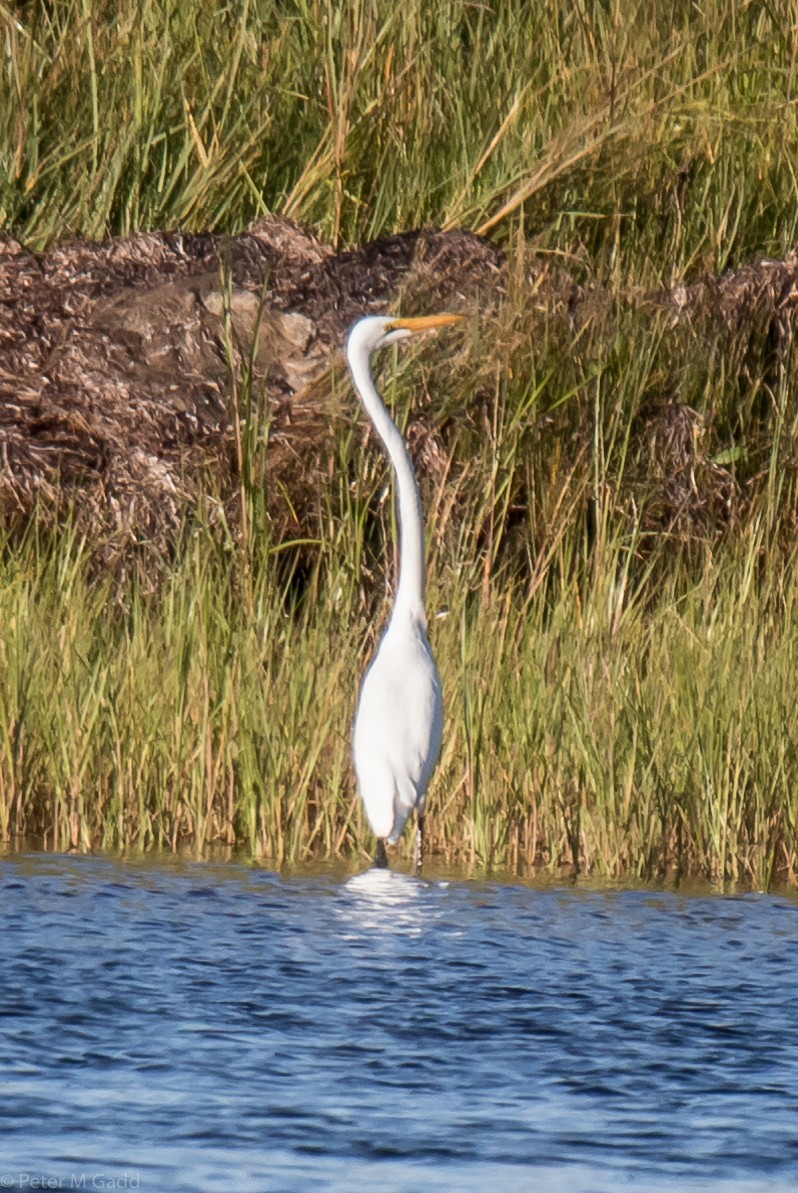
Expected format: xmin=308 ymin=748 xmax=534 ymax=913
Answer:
xmin=1 ymin=856 xmax=798 ymax=1192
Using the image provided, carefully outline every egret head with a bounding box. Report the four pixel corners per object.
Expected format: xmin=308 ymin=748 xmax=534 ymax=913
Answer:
xmin=347 ymin=313 xmax=463 ymax=358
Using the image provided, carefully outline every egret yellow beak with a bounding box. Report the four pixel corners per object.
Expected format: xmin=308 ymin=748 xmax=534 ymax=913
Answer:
xmin=388 ymin=314 xmax=464 ymax=333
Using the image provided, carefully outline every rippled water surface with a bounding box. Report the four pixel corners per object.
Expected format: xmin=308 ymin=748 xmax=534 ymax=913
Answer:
xmin=2 ymin=855 xmax=798 ymax=1192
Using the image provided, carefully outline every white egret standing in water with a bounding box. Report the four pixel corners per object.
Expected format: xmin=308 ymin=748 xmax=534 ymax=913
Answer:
xmin=347 ymin=313 xmax=462 ymax=872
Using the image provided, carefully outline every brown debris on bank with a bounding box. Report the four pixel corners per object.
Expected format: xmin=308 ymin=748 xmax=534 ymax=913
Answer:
xmin=0 ymin=217 xmax=502 ymax=568
xmin=0 ymin=216 xmax=796 ymax=570
xmin=658 ymin=251 xmax=798 ymax=342
xmin=628 ymin=253 xmax=798 ymax=545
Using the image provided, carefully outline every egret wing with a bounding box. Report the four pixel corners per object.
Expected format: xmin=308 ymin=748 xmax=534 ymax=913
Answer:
xmin=353 ymin=621 xmax=442 ymax=841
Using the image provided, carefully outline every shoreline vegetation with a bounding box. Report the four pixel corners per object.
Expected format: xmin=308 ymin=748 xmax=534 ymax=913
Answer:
xmin=3 ymin=1 xmax=798 ymax=887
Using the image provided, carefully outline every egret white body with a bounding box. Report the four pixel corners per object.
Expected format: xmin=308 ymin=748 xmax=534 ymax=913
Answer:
xmin=353 ymin=604 xmax=443 ymax=844
xmin=347 ymin=313 xmax=461 ymax=869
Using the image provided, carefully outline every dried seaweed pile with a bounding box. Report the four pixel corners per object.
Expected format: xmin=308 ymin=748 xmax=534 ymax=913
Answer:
xmin=1 ymin=215 xmax=797 ymax=572
xmin=0 ymin=217 xmax=502 ymax=567
xmin=628 ymin=253 xmax=798 ymax=546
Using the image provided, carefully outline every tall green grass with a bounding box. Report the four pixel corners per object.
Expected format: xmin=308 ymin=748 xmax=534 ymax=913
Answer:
xmin=3 ymin=0 xmax=798 ymax=269
xmin=3 ymin=1 xmax=798 ymax=884
xmin=3 ymin=482 xmax=798 ymax=888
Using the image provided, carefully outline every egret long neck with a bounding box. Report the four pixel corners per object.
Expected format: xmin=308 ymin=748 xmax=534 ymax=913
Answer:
xmin=351 ymin=350 xmax=427 ymax=623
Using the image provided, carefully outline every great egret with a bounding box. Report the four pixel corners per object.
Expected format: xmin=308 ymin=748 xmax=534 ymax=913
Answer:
xmin=347 ymin=313 xmax=462 ymax=872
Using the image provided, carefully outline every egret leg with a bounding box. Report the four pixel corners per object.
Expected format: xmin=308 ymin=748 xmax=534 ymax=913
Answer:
xmin=373 ymin=839 xmax=389 ymax=869
xmin=413 ymin=812 xmax=424 ymax=876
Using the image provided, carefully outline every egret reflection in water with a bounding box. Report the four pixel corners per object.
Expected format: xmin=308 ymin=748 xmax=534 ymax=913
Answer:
xmin=341 ymin=866 xmax=445 ymax=936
